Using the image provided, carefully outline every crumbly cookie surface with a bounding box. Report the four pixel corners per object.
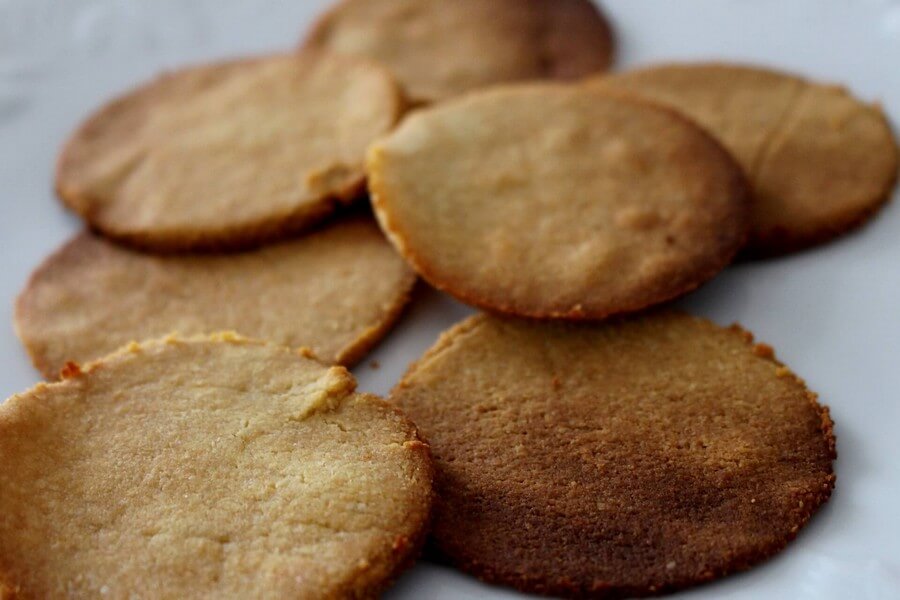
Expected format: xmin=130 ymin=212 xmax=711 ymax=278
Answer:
xmin=303 ymin=0 xmax=614 ymax=103
xmin=393 ymin=312 xmax=836 ymax=598
xmin=593 ymin=63 xmax=899 ymax=255
xmin=15 ymin=218 xmax=415 ymax=378
xmin=368 ymin=85 xmax=750 ymax=319
xmin=0 ymin=334 xmax=433 ymax=599
xmin=56 ymin=53 xmax=404 ymax=251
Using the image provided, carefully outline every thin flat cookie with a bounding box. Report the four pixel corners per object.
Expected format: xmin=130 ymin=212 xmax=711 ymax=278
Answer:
xmin=393 ymin=312 xmax=836 ymax=598
xmin=368 ymin=85 xmax=750 ymax=320
xmin=592 ymin=63 xmax=899 ymax=255
xmin=56 ymin=53 xmax=404 ymax=251
xmin=302 ymin=0 xmax=614 ymax=103
xmin=15 ymin=218 xmax=415 ymax=379
xmin=0 ymin=334 xmax=433 ymax=599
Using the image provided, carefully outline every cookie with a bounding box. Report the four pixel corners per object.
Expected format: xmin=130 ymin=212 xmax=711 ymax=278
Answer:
xmin=15 ymin=217 xmax=415 ymax=379
xmin=56 ymin=53 xmax=404 ymax=251
xmin=0 ymin=334 xmax=433 ymax=599
xmin=392 ymin=312 xmax=836 ymax=598
xmin=302 ymin=0 xmax=614 ymax=103
xmin=368 ymin=85 xmax=750 ymax=320
xmin=591 ymin=63 xmax=899 ymax=255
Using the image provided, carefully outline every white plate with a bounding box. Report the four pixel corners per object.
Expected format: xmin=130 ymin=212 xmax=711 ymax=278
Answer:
xmin=1 ymin=1 xmax=899 ymax=598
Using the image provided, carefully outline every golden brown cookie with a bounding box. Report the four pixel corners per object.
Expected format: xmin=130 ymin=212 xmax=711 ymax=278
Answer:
xmin=302 ymin=0 xmax=614 ymax=103
xmin=15 ymin=217 xmax=415 ymax=379
xmin=0 ymin=333 xmax=433 ymax=599
xmin=392 ymin=312 xmax=836 ymax=598
xmin=591 ymin=63 xmax=899 ymax=255
xmin=56 ymin=53 xmax=404 ymax=252
xmin=368 ymin=85 xmax=750 ymax=320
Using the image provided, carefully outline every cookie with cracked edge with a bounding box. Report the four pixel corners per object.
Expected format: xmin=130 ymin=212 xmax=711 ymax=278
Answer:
xmin=392 ymin=311 xmax=836 ymax=598
xmin=590 ymin=63 xmax=899 ymax=256
xmin=0 ymin=333 xmax=433 ymax=599
xmin=56 ymin=52 xmax=405 ymax=252
xmin=15 ymin=217 xmax=416 ymax=379
xmin=302 ymin=0 xmax=614 ymax=103
xmin=368 ymin=84 xmax=751 ymax=320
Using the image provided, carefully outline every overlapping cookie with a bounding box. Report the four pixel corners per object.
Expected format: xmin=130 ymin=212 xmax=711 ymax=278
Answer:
xmin=0 ymin=334 xmax=433 ymax=598
xmin=393 ymin=312 xmax=836 ymax=597
xmin=369 ymin=85 xmax=750 ymax=319
xmin=303 ymin=0 xmax=614 ymax=103
xmin=57 ymin=53 xmax=404 ymax=251
xmin=592 ymin=63 xmax=899 ymax=255
xmin=16 ymin=217 xmax=415 ymax=378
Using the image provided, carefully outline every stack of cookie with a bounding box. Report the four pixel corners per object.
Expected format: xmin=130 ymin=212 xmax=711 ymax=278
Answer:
xmin=2 ymin=0 xmax=896 ymax=598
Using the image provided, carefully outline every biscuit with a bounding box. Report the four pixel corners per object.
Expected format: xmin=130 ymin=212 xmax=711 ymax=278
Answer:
xmin=591 ymin=63 xmax=899 ymax=255
xmin=302 ymin=0 xmax=614 ymax=103
xmin=0 ymin=334 xmax=433 ymax=599
xmin=15 ymin=217 xmax=415 ymax=379
xmin=368 ymin=85 xmax=750 ymax=320
xmin=56 ymin=53 xmax=404 ymax=251
xmin=392 ymin=312 xmax=836 ymax=598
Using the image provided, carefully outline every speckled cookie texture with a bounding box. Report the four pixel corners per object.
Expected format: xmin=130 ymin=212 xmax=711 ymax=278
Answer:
xmin=302 ymin=0 xmax=614 ymax=103
xmin=392 ymin=312 xmax=836 ymax=598
xmin=15 ymin=217 xmax=416 ymax=379
xmin=592 ymin=63 xmax=899 ymax=255
xmin=368 ymin=85 xmax=750 ymax=320
xmin=0 ymin=334 xmax=433 ymax=599
xmin=56 ymin=53 xmax=405 ymax=251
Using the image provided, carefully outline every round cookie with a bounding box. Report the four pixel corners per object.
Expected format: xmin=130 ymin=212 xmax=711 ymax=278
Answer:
xmin=368 ymin=85 xmax=750 ymax=320
xmin=392 ymin=312 xmax=836 ymax=598
xmin=591 ymin=63 xmax=899 ymax=255
xmin=56 ymin=53 xmax=404 ymax=251
xmin=302 ymin=0 xmax=614 ymax=103
xmin=0 ymin=334 xmax=433 ymax=599
xmin=15 ymin=217 xmax=415 ymax=379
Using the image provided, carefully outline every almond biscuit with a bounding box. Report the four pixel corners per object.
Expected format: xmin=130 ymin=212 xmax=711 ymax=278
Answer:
xmin=393 ymin=312 xmax=836 ymax=598
xmin=15 ymin=218 xmax=415 ymax=378
xmin=0 ymin=334 xmax=433 ymax=599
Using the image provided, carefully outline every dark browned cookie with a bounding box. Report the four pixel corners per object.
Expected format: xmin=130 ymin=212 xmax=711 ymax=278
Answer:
xmin=368 ymin=85 xmax=750 ymax=320
xmin=56 ymin=53 xmax=404 ymax=252
xmin=303 ymin=0 xmax=614 ymax=103
xmin=393 ymin=312 xmax=836 ymax=598
xmin=592 ymin=63 xmax=899 ymax=256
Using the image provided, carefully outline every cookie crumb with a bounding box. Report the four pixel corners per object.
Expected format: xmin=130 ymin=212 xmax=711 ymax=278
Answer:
xmin=753 ymin=344 xmax=775 ymax=359
xmin=59 ymin=362 xmax=82 ymax=379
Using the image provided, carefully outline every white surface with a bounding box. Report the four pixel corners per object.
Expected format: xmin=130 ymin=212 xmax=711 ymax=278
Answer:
xmin=1 ymin=1 xmax=899 ymax=598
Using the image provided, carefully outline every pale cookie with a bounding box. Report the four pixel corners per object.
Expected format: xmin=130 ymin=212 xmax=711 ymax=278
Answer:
xmin=0 ymin=334 xmax=433 ymax=599
xmin=592 ymin=63 xmax=899 ymax=255
xmin=302 ymin=0 xmax=614 ymax=103
xmin=368 ymin=85 xmax=750 ymax=320
xmin=393 ymin=312 xmax=836 ymax=598
xmin=56 ymin=53 xmax=404 ymax=251
xmin=15 ymin=217 xmax=415 ymax=379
